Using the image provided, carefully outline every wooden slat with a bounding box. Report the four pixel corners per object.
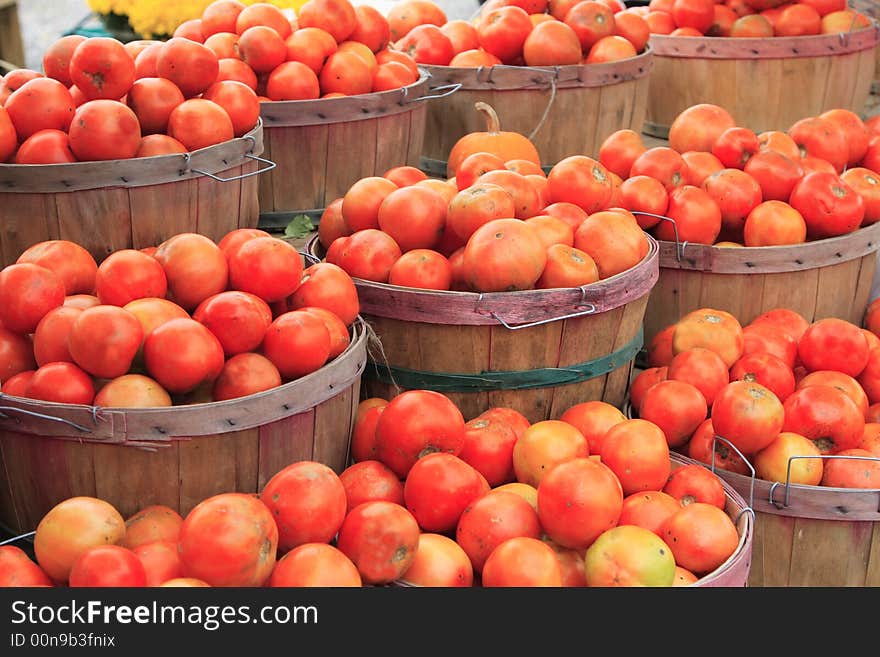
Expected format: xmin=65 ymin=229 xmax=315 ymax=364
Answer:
xmin=324 ymin=119 xmax=378 ymax=204
xmin=0 ymin=193 xmax=59 ymax=267
xmin=374 ymin=113 xmax=412 ymax=176
xmin=128 ymin=180 xmax=198 ymax=250
xmin=758 ymin=268 xmax=820 ymax=322
xmin=197 ymin=165 xmax=243 ymax=244
xmin=55 ymin=187 xmax=131 ymax=263
xmin=814 ymin=258 xmax=865 ymax=321
xmin=257 ymin=129 xmax=276 ymax=213
xmin=787 ymin=517 xmax=874 ymax=586
xmin=92 ymin=442 xmax=180 ymax=519
xmin=237 ymin=159 xmax=260 ymax=229
xmin=232 ymin=427 xmax=260 ymax=497
xmin=736 ymin=58 xmax=782 ymax=132
xmin=0 ymin=432 xmax=96 ymax=533
xmin=852 ymin=253 xmax=877 ymax=326
xmin=751 ymin=512 xmax=794 ymax=587
xmin=0 ymin=436 xmax=22 ymax=533
xmin=648 ymin=28 xmax=877 ymax=59
xmin=312 ymin=383 xmax=356 ymax=473
xmin=266 ymin=124 xmax=330 ymax=212
xmin=406 ymin=104 xmax=427 ymax=168
xmin=866 ymin=525 xmax=880 ymax=586
xmin=601 ymin=293 xmax=649 ymax=410
xmin=487 ymin=320 xmax=564 ymax=423
xmin=178 ymin=433 xmax=238 ymax=516
xmin=257 ymin=411 xmax=316 ymax=490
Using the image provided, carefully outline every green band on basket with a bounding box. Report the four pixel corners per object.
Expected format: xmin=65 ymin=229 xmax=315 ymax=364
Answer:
xmin=367 ymin=328 xmax=644 ymax=393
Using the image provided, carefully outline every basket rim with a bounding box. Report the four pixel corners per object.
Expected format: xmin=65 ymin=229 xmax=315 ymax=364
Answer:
xmin=307 ymin=233 xmax=660 ymax=326
xmin=0 ymin=317 xmax=368 ymax=446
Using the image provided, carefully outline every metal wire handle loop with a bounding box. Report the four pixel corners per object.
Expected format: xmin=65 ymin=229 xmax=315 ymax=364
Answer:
xmin=0 ymin=530 xmax=35 ymax=546
xmin=768 ymin=453 xmax=880 ymax=510
xmin=410 ymin=83 xmax=462 ymax=102
xmin=711 ymin=434 xmax=757 ymax=523
xmin=634 ymin=212 xmax=687 ymax=262
xmin=0 ymin=406 xmax=92 ymax=433
xmin=489 ymin=305 xmax=597 ymax=330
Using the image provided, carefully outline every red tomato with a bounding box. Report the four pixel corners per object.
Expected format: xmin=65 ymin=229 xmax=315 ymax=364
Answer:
xmin=33 ymin=306 xmax=82 ymax=366
xmin=798 ymin=317 xmax=870 ymax=378
xmin=262 ymin=310 xmax=331 ymax=380
xmin=143 ymin=317 xmax=225 ymax=393
xmin=126 ymin=77 xmax=185 ymax=135
xmin=0 ymin=263 xmax=66 ymax=334
xmin=178 ymin=493 xmax=278 ymax=587
xmin=69 ymin=545 xmax=147 ymax=587
xmin=0 ymin=328 xmax=36 ymax=384
xmin=457 ymin=414 xmax=519 ymax=486
xmin=0 ymin=546 xmax=54 ymax=587
xmin=156 ymin=37 xmax=220 ymax=98
xmin=403 ymin=453 xmax=490 ymax=533
xmin=69 ymin=37 xmax=135 ymax=101
xmin=167 ymin=98 xmax=234 ymax=151
xmin=0 ymin=106 xmax=16 ymax=162
xmin=132 ymin=541 xmax=184 ymax=587
xmin=789 ymin=172 xmax=865 ymax=239
xmin=536 ymin=457 xmax=623 ymax=550
xmin=374 ymin=389 xmax=467 ymax=478
xmin=14 ymin=129 xmax=76 ymax=164
xmin=455 ymin=490 xmax=541 ymax=573
xmin=153 ymin=233 xmax=229 ymax=311
xmin=193 ymin=290 xmax=272 ymax=356
xmin=663 ymin=463 xmax=726 ymax=509
xmin=481 ymin=536 xmax=563 ymax=586
xmin=212 ymin=352 xmax=281 ymax=401
xmin=269 ymin=544 xmax=362 ymax=587
xmin=26 ymin=362 xmax=95 ymax=405
xmin=260 ymin=461 xmax=348 ymax=553
xmin=600 ymin=419 xmax=671 ymax=495
xmin=201 ymin=79 xmax=259 ymax=137
xmin=339 ymin=460 xmax=405 ymax=513
xmin=226 ymin=236 xmax=303 ymax=303
xmin=122 ymin=505 xmax=184 ymax=550
xmin=335 ymin=501 xmax=420 ymax=585
xmin=4 ymin=78 xmax=75 ymax=140
xmin=68 ymin=100 xmax=142 ymax=161
xmin=42 ymin=35 xmax=87 ymax=86
xmin=95 ymin=249 xmax=168 ymax=307
xmin=399 ymin=533 xmax=473 ymax=587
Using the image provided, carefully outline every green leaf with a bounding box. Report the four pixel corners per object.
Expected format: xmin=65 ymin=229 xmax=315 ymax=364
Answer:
xmin=284 ymin=214 xmax=315 ymax=239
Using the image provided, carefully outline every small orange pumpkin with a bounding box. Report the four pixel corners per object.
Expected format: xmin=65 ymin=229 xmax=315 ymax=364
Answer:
xmin=446 ymin=102 xmax=542 ymax=179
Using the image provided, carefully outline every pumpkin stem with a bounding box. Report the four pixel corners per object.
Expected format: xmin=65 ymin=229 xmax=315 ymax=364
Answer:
xmin=475 ymin=101 xmax=501 ymax=135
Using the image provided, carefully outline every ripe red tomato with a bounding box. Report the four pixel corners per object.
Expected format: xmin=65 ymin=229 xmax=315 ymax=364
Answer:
xmin=95 ymin=249 xmax=168 ymax=307
xmin=789 ymin=172 xmax=865 ymax=239
xmin=144 ymin=317 xmax=225 ymax=393
xmin=68 ymin=100 xmax=142 ymax=161
xmin=455 ymin=490 xmax=541 ymax=573
xmin=0 ymin=328 xmax=36 ymax=384
xmin=798 ymin=317 xmax=870 ymax=377
xmin=17 ymin=240 xmax=98 ymax=296
xmin=122 ymin=505 xmax=184 ymax=550
xmin=126 ymin=77 xmax=185 ymax=135
xmin=212 ymin=352 xmax=281 ymax=401
xmin=27 ymin=362 xmax=95 ymax=405
xmin=399 ymin=533 xmax=474 ymax=587
xmin=132 ymin=541 xmax=184 ymax=587
xmin=663 ymin=463 xmax=726 ymax=509
xmin=226 ymin=236 xmax=303 ymax=303
xmin=0 ymin=263 xmax=66 ymax=334
xmin=374 ymin=389 xmax=467 ymax=478
xmin=153 ymin=233 xmax=229 ymax=311
xmin=156 ymin=37 xmax=220 ymax=98
xmin=403 ymin=453 xmax=490 ymax=533
xmin=42 ymin=35 xmax=87 ymax=86
xmin=457 ymin=415 xmax=519 ymax=486
xmin=33 ymin=306 xmax=82 ymax=366
xmin=339 ymin=459 xmax=404 ymax=513
xmin=167 ymin=98 xmax=234 ymax=151
xmin=178 ymin=493 xmax=279 ymax=587
xmin=69 ymin=545 xmax=147 ymax=587
xmin=260 ymin=461 xmax=348 ymax=553
xmin=69 ymin=37 xmax=135 ymax=101
xmin=0 ymin=107 xmax=16 ymax=162
xmin=600 ymin=419 xmax=671 ymax=495
xmin=335 ymin=501 xmax=420 ymax=585
xmin=0 ymin=546 xmax=54 ymax=587
xmin=193 ymin=290 xmax=272 ymax=356
xmin=481 ymin=536 xmax=563 ymax=586
xmin=67 ymin=304 xmax=143 ymax=379
xmin=537 ymin=457 xmax=623 ymax=550
xmin=14 ymin=129 xmax=77 ymax=164
xmin=4 ymin=78 xmax=75 ymax=140
xmin=262 ymin=310 xmax=331 ymax=379
xmin=268 ymin=544 xmax=362 ymax=587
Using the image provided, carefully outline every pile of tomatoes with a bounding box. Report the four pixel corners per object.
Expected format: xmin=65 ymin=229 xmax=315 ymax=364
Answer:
xmin=0 ymin=229 xmax=358 ymax=407
xmin=1 ymin=390 xmax=743 ymax=588
xmin=317 ymin=155 xmax=651 ymax=292
xmin=386 ymin=0 xmax=650 ymax=67
xmin=0 ymin=0 xmax=422 ymax=164
xmin=630 ymin=307 xmax=880 ymax=489
xmin=634 ymin=0 xmax=871 ymax=38
xmin=599 ymin=104 xmax=880 ymax=247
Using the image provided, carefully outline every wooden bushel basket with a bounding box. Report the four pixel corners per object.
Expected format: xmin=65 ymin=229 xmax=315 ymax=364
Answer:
xmin=309 ymin=235 xmax=659 ymax=423
xmin=418 ymin=49 xmax=653 ymax=176
xmin=644 ymin=25 xmax=879 ymax=139
xmin=256 ymin=71 xmax=459 ymax=229
xmin=683 ymin=447 xmax=880 ymax=587
xmin=0 ymin=319 xmax=368 ymax=537
xmin=643 ymin=221 xmax=880 ymax=349
xmin=0 ymin=122 xmax=271 ymax=268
